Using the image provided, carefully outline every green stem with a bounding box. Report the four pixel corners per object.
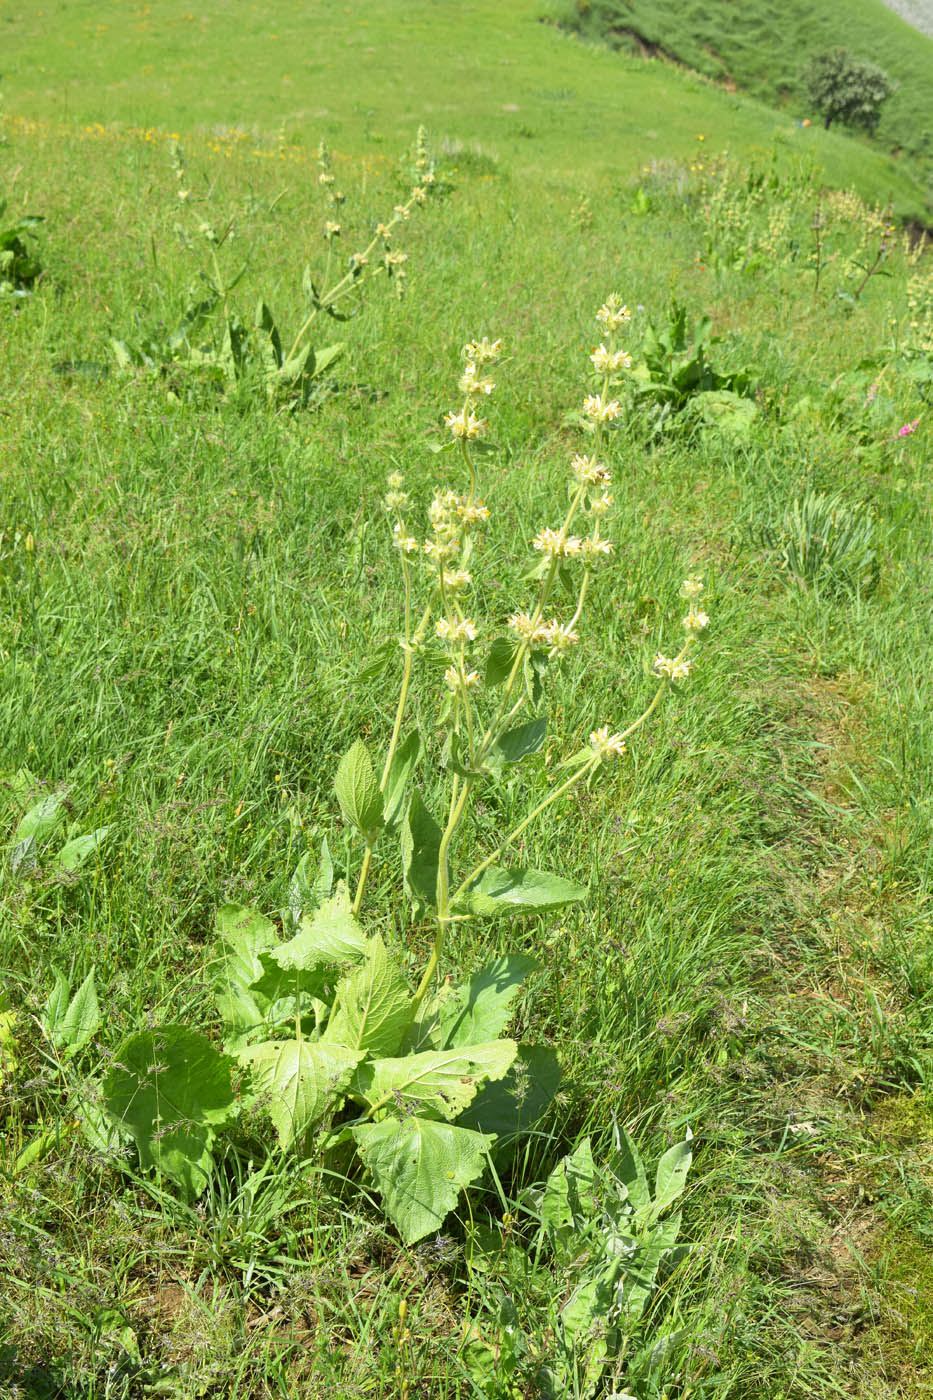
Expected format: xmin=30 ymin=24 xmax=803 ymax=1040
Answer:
xmin=411 ymin=776 xmax=473 ymax=1011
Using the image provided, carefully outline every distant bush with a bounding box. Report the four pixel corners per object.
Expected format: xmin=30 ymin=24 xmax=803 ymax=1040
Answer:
xmin=804 ymin=48 xmax=894 ymax=134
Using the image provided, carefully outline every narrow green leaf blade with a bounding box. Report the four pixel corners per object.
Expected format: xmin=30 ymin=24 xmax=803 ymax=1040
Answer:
xmin=352 ymin=1116 xmax=493 ymax=1243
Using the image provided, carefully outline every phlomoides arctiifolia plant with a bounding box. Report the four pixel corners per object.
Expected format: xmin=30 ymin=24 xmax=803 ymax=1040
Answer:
xmin=110 ymin=128 xmax=440 ymax=406
xmin=85 ymin=295 xmax=711 ymax=1244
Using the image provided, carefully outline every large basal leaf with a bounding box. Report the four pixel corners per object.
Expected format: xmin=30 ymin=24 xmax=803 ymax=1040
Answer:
xmin=438 ymin=954 xmax=538 ymax=1049
xmin=353 ymin=1040 xmax=517 ymax=1121
xmin=401 ymin=790 xmax=442 ymax=914
xmin=383 ymin=731 xmax=422 ymax=833
xmin=352 ymin=1116 xmax=494 ymax=1244
xmin=651 ymin=1135 xmax=693 ymax=1222
xmin=457 ymin=1043 xmax=560 ymax=1143
xmin=10 ymin=789 xmax=67 ymax=873
xmin=42 ymin=968 xmax=100 ymax=1055
xmin=103 ymin=1027 xmax=236 ymax=1198
xmin=454 ymin=866 xmax=587 ymax=919
xmin=54 ymin=825 xmax=112 ymax=873
xmin=609 ymin=1123 xmax=651 ymax=1220
xmin=210 ymin=905 xmax=279 ymax=1050
xmin=271 ymin=885 xmax=367 ymax=971
xmin=540 ymin=1137 xmax=599 ymax=1242
xmin=323 ymin=935 xmax=411 ymax=1056
xmin=238 ymin=1039 xmax=362 ymax=1149
xmin=335 ymin=739 xmax=384 ymax=840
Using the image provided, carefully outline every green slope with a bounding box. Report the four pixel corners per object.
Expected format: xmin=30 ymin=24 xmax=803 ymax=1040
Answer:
xmin=1 ymin=0 xmax=929 ymax=217
xmin=551 ymin=0 xmax=933 ymax=172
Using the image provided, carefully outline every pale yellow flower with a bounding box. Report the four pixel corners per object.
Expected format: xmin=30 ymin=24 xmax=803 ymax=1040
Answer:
xmin=682 ymin=609 xmax=709 ymax=632
xmin=444 ymin=408 xmax=487 ymax=440
xmin=386 ymin=471 xmax=404 ymax=489
xmin=583 ymin=394 xmax=622 ymax=424
xmin=532 ymin=528 xmax=583 ymax=558
xmin=462 ymin=336 xmax=502 ymax=364
xmin=595 ymin=295 xmax=632 ymax=333
xmin=457 ymin=502 xmax=491 ymax=525
xmin=445 ymin=665 xmax=481 ymax=691
xmin=570 ymin=454 xmax=611 ymax=485
xmin=679 ymin=577 xmax=704 ymax=600
xmin=443 ymin=568 xmax=472 ymax=592
xmin=459 ymin=363 xmax=495 ymax=397
xmin=589 ymin=726 xmax=627 ymax=759
xmin=589 ymin=492 xmax=614 ymax=517
xmin=581 ymin=537 xmax=613 ymax=563
xmin=392 ymin=524 xmax=419 ymax=553
xmin=436 ymin=617 xmax=478 ymax=643
xmin=324 ymin=220 xmax=341 ymax=238
xmin=590 ymin=344 xmax=633 ymax=373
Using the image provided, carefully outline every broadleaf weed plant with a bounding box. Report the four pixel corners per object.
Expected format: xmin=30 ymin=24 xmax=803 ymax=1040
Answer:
xmin=110 ymin=127 xmax=441 ymax=406
xmin=92 ymin=296 xmax=711 ymax=1245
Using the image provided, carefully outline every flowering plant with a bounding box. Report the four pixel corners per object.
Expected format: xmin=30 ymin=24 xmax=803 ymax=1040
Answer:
xmin=110 ymin=129 xmax=440 ymax=406
xmin=93 ymin=298 xmax=709 ymax=1243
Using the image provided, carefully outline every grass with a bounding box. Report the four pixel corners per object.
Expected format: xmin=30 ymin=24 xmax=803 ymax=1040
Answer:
xmin=550 ymin=0 xmax=933 ymax=185
xmin=1 ymin=0 xmax=931 ymax=218
xmin=2 ymin=2 xmax=933 ymax=1395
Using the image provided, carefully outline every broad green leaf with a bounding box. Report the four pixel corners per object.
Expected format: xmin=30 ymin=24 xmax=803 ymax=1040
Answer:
xmin=401 ymin=790 xmax=442 ymax=914
xmin=454 ymin=866 xmax=587 ymax=919
xmin=310 ymin=342 xmax=344 ymax=377
xmin=41 ymin=968 xmax=71 ymax=1039
xmin=335 ymin=739 xmax=384 ymax=840
xmin=485 ymin=637 xmax=520 ymax=688
xmin=616 ymin=1213 xmax=684 ymax=1322
xmin=352 ymin=1116 xmax=493 ymax=1243
xmin=238 ymin=1039 xmax=362 ymax=1149
xmin=11 ymin=789 xmax=67 ymax=873
xmin=49 ymin=969 xmax=100 ymax=1054
xmin=488 ymin=717 xmax=546 ymax=771
xmin=540 ymin=1137 xmax=598 ymax=1242
xmin=103 ymin=1027 xmax=236 ymax=1198
xmin=324 ymin=936 xmax=411 ymax=1056
xmin=457 ymin=1044 xmax=560 ymax=1142
xmin=272 ymin=886 xmax=367 ymax=971
xmin=287 ymin=836 xmax=334 ymax=926
xmin=610 ymin=1124 xmax=651 ymax=1220
xmin=0 ymin=994 xmax=16 ymax=1088
xmin=652 ymin=1136 xmax=693 ymax=1220
xmin=210 ymin=905 xmax=278 ymax=1050
xmin=54 ymin=825 xmax=111 ymax=873
xmin=254 ymin=297 xmax=283 ymax=366
xmin=438 ymin=955 xmax=538 ymax=1048
xmin=354 ymin=1040 xmax=517 ymax=1121
xmin=383 ymin=731 xmax=422 ymax=832
xmin=277 ymin=343 xmax=313 ymax=388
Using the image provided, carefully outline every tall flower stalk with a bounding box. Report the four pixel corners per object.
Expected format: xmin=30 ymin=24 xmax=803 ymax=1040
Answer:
xmin=350 ymin=296 xmax=710 ymax=1008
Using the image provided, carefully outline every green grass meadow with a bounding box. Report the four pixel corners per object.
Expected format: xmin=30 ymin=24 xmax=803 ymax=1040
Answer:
xmin=2 ymin=2 xmax=933 ymax=1396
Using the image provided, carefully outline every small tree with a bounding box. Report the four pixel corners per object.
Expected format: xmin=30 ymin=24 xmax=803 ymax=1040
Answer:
xmin=805 ymin=49 xmax=894 ymax=133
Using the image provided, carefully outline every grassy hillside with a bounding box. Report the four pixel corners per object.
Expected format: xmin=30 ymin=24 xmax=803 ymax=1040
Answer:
xmin=3 ymin=2 xmax=933 ymax=1396
xmin=551 ymin=0 xmax=933 ymax=179
xmin=1 ymin=0 xmax=931 ymax=218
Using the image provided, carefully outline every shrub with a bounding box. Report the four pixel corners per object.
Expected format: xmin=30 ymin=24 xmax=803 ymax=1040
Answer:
xmin=804 ymin=49 xmax=894 ymax=134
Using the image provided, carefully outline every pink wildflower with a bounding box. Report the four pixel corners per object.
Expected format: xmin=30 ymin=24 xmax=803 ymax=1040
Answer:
xmin=897 ymin=419 xmax=920 ymax=438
